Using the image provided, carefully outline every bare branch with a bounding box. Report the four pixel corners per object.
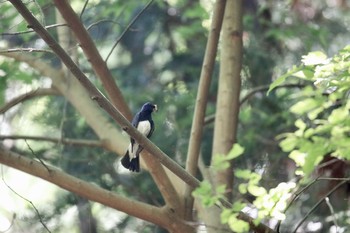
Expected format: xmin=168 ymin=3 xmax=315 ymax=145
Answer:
xmin=0 ymin=88 xmax=59 ymax=114
xmin=86 ymin=19 xmax=124 ymax=31
xmin=105 ymin=0 xmax=154 ymax=63
xmin=79 ymin=0 xmax=89 ymax=20
xmin=1 ymin=23 xmax=67 ymax=36
xmin=292 ymin=179 xmax=349 ymax=233
xmin=325 ymin=197 xmax=339 ymax=231
xmin=204 ymin=83 xmax=305 ymax=126
xmin=142 ymin=152 xmax=181 ymax=210
xmin=183 ymin=0 xmax=226 ymax=220
xmin=6 ymin=2 xmax=277 ymax=232
xmin=53 ymin=0 xmax=132 ymax=120
xmin=0 ymin=48 xmax=53 ymax=54
xmin=0 ymin=135 xmax=104 ymax=148
xmin=9 ymin=0 xmax=200 ymax=189
xmin=0 ymin=146 xmax=178 ymax=231
xmin=1 ymin=167 xmax=51 ymax=233
xmin=25 ymin=140 xmax=51 ymax=173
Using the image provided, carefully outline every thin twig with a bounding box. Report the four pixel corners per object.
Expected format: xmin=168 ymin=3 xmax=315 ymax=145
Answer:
xmin=276 ymin=176 xmax=320 ymax=232
xmin=79 ymin=0 xmax=89 ymax=20
xmin=0 ymin=135 xmax=104 ymax=148
xmin=0 ymin=213 xmax=16 ymax=233
xmin=292 ymin=179 xmax=349 ymax=233
xmin=325 ymin=197 xmax=339 ymax=232
xmin=86 ymin=19 xmax=124 ymax=31
xmin=1 ymin=23 xmax=67 ymax=36
xmin=104 ymin=0 xmax=154 ymax=63
xmin=1 ymin=166 xmax=51 ymax=233
xmin=0 ymin=48 xmax=53 ymax=54
xmin=204 ymin=83 xmax=305 ymax=126
xmin=25 ymin=140 xmax=51 ymax=173
xmin=0 ymin=88 xmax=59 ymax=114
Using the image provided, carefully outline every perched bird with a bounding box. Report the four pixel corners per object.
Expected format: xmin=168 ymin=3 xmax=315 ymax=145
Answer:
xmin=121 ymin=102 xmax=157 ymax=172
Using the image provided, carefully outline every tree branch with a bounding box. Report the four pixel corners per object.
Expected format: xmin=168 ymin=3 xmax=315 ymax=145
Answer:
xmin=1 ymin=23 xmax=67 ymax=36
xmin=105 ymin=0 xmax=154 ymax=63
xmin=6 ymin=2 xmax=278 ymax=232
xmin=0 ymin=146 xmax=174 ymax=230
xmin=204 ymin=83 xmax=305 ymax=125
xmin=0 ymin=135 xmax=104 ymax=148
xmin=9 ymin=0 xmax=200 ymax=194
xmin=0 ymin=48 xmax=53 ymax=54
xmin=142 ymin=152 xmax=181 ymax=210
xmin=0 ymin=88 xmax=59 ymax=114
xmin=183 ymin=0 xmax=226 ymax=220
xmin=292 ymin=179 xmax=349 ymax=233
xmin=1 ymin=168 xmax=51 ymax=233
xmin=52 ymin=0 xmax=132 ymax=120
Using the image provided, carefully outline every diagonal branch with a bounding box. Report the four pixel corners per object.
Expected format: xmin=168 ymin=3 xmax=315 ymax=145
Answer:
xmin=0 ymin=146 xmax=169 ymax=229
xmin=292 ymin=179 xmax=349 ymax=233
xmin=52 ymin=0 xmax=132 ymax=120
xmin=142 ymin=152 xmax=181 ymax=209
xmin=6 ymin=2 xmax=277 ymax=232
xmin=9 ymin=0 xmax=188 ymax=207
xmin=105 ymin=0 xmax=154 ymax=63
xmin=183 ymin=0 xmax=226 ymax=220
xmin=1 ymin=168 xmax=51 ymax=233
xmin=0 ymin=88 xmax=60 ymax=114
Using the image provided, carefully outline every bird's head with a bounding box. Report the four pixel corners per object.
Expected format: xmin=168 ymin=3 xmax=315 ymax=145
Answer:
xmin=141 ymin=102 xmax=158 ymax=113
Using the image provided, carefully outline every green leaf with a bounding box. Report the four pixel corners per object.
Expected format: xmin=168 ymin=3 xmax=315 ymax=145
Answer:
xmin=248 ymin=185 xmax=267 ymax=196
xmin=289 ymin=150 xmax=306 ymax=167
xmin=290 ymin=98 xmax=320 ymax=115
xmin=212 ymin=154 xmax=230 ymax=170
xmin=228 ymin=216 xmax=250 ymax=233
xmin=328 ymin=108 xmax=348 ymax=124
xmin=235 ymin=169 xmax=252 ymax=179
xmin=279 ymin=136 xmax=298 ymax=152
xmin=238 ymin=183 xmax=248 ymax=194
xmin=227 ymin=143 xmax=245 ymax=160
xmin=267 ymin=66 xmax=302 ymax=95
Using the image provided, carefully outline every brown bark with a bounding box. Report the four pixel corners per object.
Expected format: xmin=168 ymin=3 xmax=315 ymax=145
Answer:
xmin=211 ymin=0 xmax=243 ymax=200
xmin=183 ymin=0 xmax=227 ymax=222
xmin=0 ymin=146 xmax=193 ymax=233
xmin=53 ymin=0 xmax=132 ymax=120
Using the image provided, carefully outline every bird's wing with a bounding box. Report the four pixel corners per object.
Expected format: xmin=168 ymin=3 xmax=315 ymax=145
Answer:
xmin=147 ymin=120 xmax=155 ymax=138
xmin=130 ymin=112 xmax=140 ymax=145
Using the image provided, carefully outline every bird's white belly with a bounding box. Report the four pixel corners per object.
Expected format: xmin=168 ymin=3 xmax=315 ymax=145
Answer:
xmin=137 ymin=121 xmax=151 ymax=136
xmin=129 ymin=121 xmax=151 ymax=159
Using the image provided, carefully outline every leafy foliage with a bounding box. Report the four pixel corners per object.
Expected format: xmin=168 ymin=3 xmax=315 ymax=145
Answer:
xmin=273 ymin=46 xmax=350 ymax=176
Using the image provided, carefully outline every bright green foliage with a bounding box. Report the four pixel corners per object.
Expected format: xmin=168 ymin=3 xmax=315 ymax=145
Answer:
xmin=272 ymin=45 xmax=350 ymax=176
xmin=192 ymin=180 xmax=225 ymax=207
xmin=195 ymin=145 xmax=295 ymax=232
xmin=212 ymin=143 xmax=244 ymax=170
xmin=235 ymin=169 xmax=266 ymax=196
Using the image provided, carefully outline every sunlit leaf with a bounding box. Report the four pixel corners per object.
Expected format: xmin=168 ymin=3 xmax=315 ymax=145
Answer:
xmin=235 ymin=169 xmax=252 ymax=179
xmin=301 ymin=51 xmax=328 ymax=66
xmin=267 ymin=66 xmax=302 ymax=95
xmin=247 ymin=185 xmax=267 ymax=196
xmin=227 ymin=143 xmax=245 ymax=160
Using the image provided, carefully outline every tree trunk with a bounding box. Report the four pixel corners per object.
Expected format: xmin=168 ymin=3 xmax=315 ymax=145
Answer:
xmin=211 ymin=0 xmax=243 ymax=200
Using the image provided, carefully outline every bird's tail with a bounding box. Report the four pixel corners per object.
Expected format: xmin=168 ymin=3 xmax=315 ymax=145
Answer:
xmin=121 ymin=150 xmax=140 ymax=172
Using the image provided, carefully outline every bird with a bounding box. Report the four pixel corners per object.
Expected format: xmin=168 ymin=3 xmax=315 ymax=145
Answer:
xmin=121 ymin=102 xmax=157 ymax=172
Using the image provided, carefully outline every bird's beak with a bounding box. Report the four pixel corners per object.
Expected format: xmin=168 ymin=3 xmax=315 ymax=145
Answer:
xmin=153 ymin=105 xmax=158 ymax=112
